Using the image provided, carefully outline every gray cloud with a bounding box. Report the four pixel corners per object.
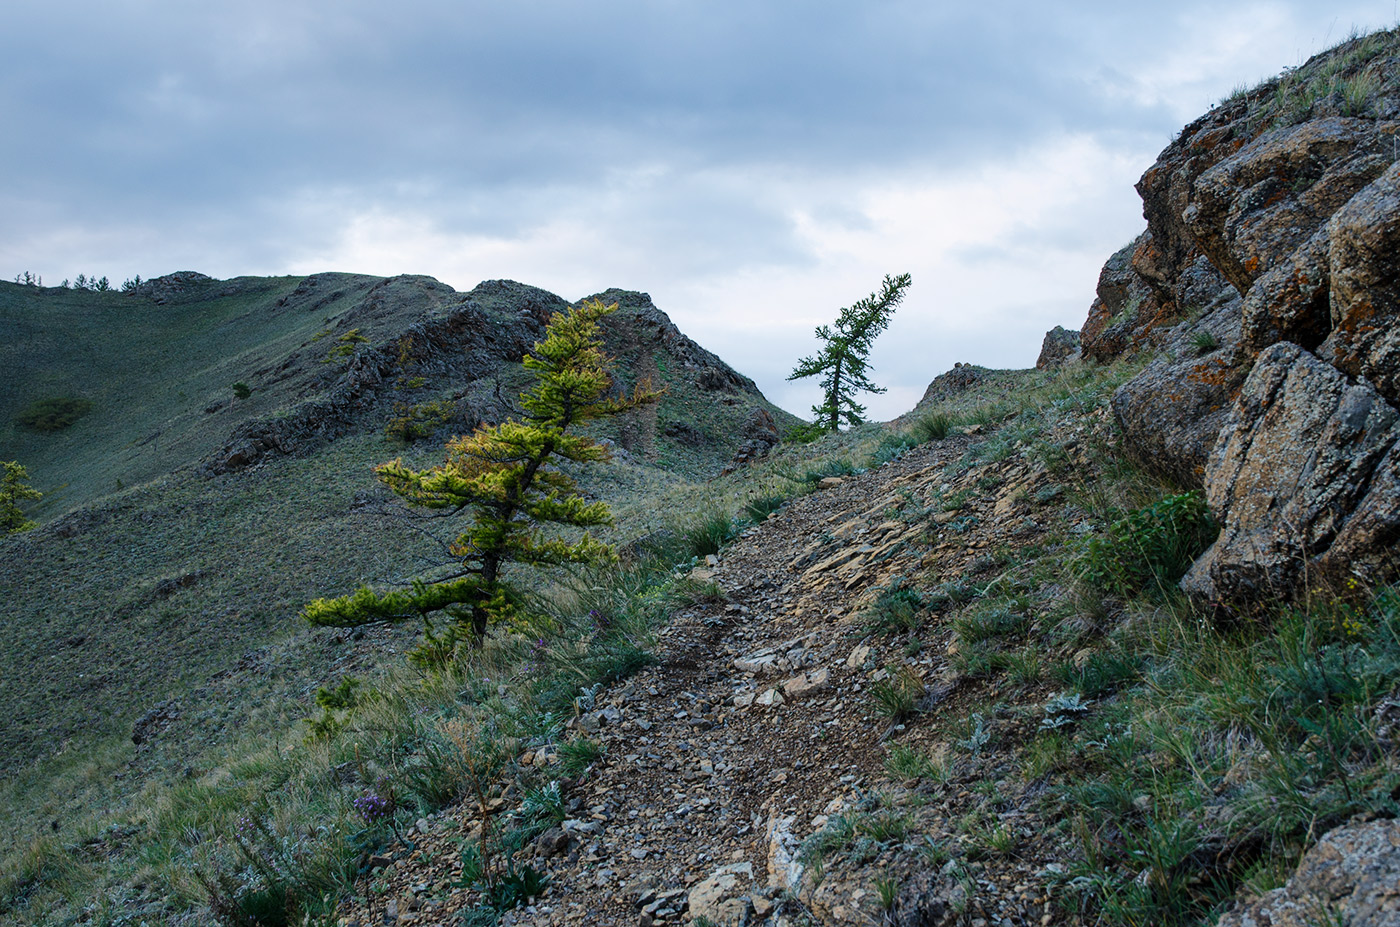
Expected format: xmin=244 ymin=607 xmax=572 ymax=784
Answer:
xmin=2 ymin=1 xmax=1393 ymax=416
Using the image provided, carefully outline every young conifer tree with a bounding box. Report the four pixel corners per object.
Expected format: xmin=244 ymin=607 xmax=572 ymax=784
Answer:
xmin=303 ymin=299 xmax=659 ymax=665
xmin=788 ymin=273 xmax=911 ymax=431
xmin=1 ymin=461 xmax=41 ymax=535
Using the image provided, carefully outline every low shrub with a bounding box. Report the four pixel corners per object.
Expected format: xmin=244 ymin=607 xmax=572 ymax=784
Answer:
xmin=385 ymin=399 xmax=460 ymax=442
xmin=1078 ymin=491 xmax=1216 ymax=598
xmin=16 ymin=397 xmax=93 ymax=432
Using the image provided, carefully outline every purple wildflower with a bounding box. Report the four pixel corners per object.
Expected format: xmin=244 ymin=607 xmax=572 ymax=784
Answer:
xmin=353 ymin=793 xmax=393 ymax=824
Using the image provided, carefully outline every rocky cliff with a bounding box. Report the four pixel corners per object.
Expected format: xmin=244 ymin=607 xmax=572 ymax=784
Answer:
xmin=1077 ymin=28 xmax=1400 ymax=604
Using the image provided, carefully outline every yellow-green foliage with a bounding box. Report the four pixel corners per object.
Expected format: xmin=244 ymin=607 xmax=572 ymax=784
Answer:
xmin=0 ymin=461 xmax=40 ymax=535
xmin=385 ymin=398 xmax=459 ymax=442
xmin=322 ymin=328 xmax=368 ymax=362
xmin=304 ymin=300 xmax=661 ymax=662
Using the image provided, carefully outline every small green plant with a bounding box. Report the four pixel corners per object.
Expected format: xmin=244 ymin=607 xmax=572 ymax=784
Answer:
xmin=875 ymin=872 xmax=899 ymax=911
xmin=384 ymin=399 xmax=459 ymax=443
xmin=16 ymin=396 xmax=93 ymax=432
xmin=864 ymin=580 xmax=925 ymax=636
xmin=1190 ymin=330 xmax=1220 ymax=355
xmin=557 ymin=737 xmax=603 ymax=778
xmin=231 ymin=382 xmax=252 ymax=400
xmin=742 ymin=494 xmax=787 ymax=522
xmin=304 ymin=677 xmax=362 ymax=741
xmin=884 ymin=743 xmax=949 ymax=784
xmin=955 ymin=713 xmax=991 ymax=755
xmin=680 ymin=507 xmax=742 ymax=558
xmin=1041 ymin=692 xmax=1092 ymax=729
xmin=801 ymin=457 xmax=861 ymax=485
xmin=1078 ymin=491 xmax=1216 ymax=599
xmin=0 ymin=461 xmax=41 ymax=535
xmin=952 ymin=602 xmax=1029 ymax=645
xmin=870 ymin=664 xmax=923 ymax=722
xmin=869 ymin=431 xmax=918 ymax=466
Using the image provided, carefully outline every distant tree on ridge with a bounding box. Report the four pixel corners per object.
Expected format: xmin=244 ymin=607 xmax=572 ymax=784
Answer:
xmin=788 ymin=273 xmax=911 ymax=431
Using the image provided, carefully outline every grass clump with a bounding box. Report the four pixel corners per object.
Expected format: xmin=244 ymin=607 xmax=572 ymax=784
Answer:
xmin=15 ymin=396 xmax=92 ymax=432
xmin=911 ymin=411 xmax=954 ymax=442
xmin=871 ymin=664 xmax=924 ymax=722
xmin=864 ymin=579 xmax=925 ymax=636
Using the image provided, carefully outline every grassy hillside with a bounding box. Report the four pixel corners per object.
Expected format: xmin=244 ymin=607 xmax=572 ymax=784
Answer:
xmin=0 ymin=272 xmax=804 ymax=923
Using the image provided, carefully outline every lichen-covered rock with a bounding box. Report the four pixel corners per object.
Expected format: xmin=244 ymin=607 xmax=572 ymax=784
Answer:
xmin=888 ymin=863 xmax=971 ymax=927
xmin=1134 ymin=107 xmax=1247 ymax=309
xmin=1081 ymin=233 xmax=1169 ymax=362
xmin=1321 ymin=159 xmax=1400 ymax=406
xmin=1111 ymin=296 xmax=1245 ymax=486
xmin=1035 ymin=325 xmax=1080 ymax=369
xmin=1241 ymin=223 xmax=1333 ymax=352
xmin=1185 ymin=117 xmax=1393 ymax=297
xmin=1183 ymin=342 xmax=1400 ymax=602
xmin=1216 ymin=819 xmax=1400 ymax=927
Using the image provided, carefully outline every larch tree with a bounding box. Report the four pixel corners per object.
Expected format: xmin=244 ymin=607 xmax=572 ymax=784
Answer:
xmin=0 ymin=461 xmax=41 ymax=535
xmin=303 ymin=299 xmax=660 ymax=665
xmin=788 ymin=273 xmax=911 ymax=431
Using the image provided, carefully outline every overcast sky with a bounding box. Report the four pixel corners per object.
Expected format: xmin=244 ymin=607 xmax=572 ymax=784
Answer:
xmin=2 ymin=2 xmax=1394 ymax=420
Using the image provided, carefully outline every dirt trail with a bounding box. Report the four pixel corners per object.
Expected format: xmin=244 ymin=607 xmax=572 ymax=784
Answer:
xmin=341 ymin=421 xmax=1083 ymax=926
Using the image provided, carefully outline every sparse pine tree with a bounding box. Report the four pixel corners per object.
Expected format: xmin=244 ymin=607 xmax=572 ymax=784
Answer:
xmin=1 ymin=461 xmax=41 ymax=535
xmin=303 ymin=299 xmax=660 ymax=664
xmin=788 ymin=273 xmax=911 ymax=431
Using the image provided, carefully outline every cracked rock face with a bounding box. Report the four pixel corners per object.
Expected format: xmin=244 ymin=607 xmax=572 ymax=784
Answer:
xmin=1322 ymin=159 xmax=1400 ymax=406
xmin=1185 ymin=117 xmax=1394 ymax=298
xmin=1111 ymin=295 xmax=1246 ymax=486
xmin=1183 ymin=342 xmax=1400 ymax=602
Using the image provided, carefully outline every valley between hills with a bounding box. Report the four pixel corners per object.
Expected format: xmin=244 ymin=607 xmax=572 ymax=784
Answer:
xmin=6 ymin=26 xmax=1400 ymax=927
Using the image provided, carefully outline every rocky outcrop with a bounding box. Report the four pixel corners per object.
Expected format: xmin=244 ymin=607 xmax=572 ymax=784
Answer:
xmin=585 ymin=287 xmax=760 ymax=395
xmin=202 ymin=276 xmax=539 ymax=474
xmin=719 ymin=408 xmax=782 ymax=475
xmin=1182 ymin=342 xmax=1400 ymax=601
xmin=1075 ymin=32 xmax=1400 ymax=599
xmin=1035 ymin=326 xmax=1080 ymax=369
xmin=1217 ymin=819 xmax=1400 ymax=927
xmin=201 ymin=279 xmax=784 ymax=476
xmin=1080 ymin=234 xmax=1171 ymax=362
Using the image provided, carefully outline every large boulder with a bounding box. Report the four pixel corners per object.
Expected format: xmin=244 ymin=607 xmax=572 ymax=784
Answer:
xmin=1035 ymin=325 xmax=1080 ymax=369
xmin=1321 ymin=159 xmax=1400 ymax=405
xmin=1183 ymin=342 xmax=1400 ymax=602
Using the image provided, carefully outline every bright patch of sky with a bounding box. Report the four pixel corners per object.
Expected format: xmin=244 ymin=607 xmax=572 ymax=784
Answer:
xmin=1 ymin=1 xmax=1393 ymax=420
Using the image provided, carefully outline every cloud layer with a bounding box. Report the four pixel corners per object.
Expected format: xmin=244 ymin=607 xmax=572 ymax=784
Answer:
xmin=2 ymin=1 xmax=1392 ymax=418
